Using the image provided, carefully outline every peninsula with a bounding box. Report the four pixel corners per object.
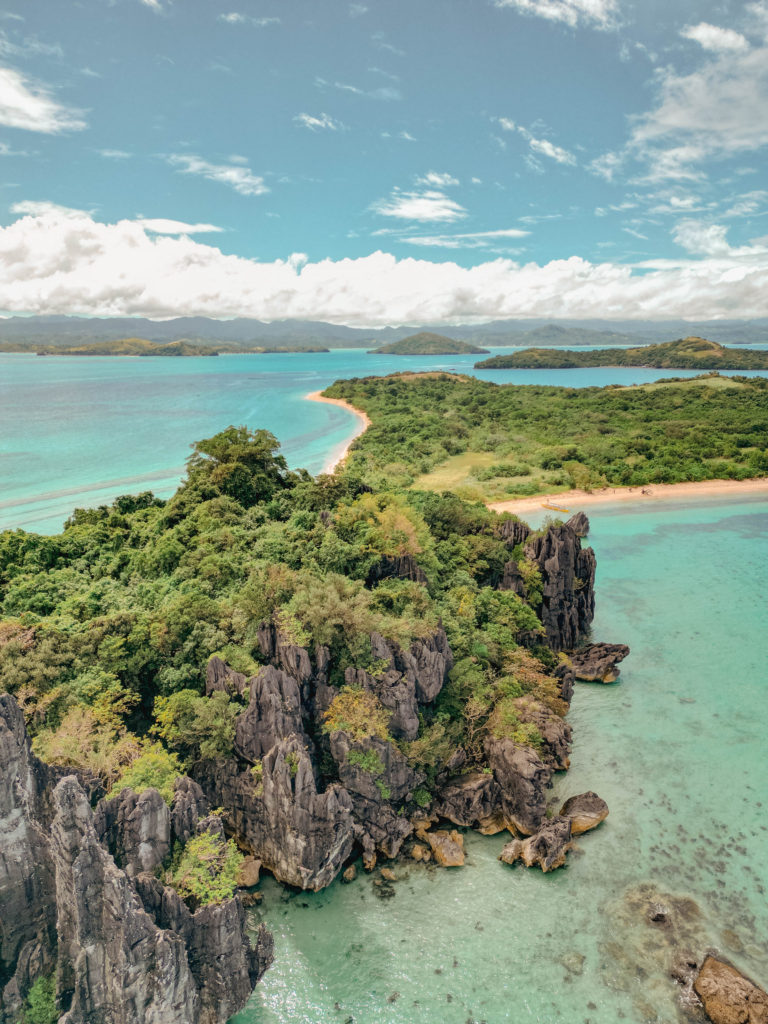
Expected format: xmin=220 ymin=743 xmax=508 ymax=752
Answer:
xmin=369 ymin=331 xmax=489 ymax=355
xmin=474 ymin=336 xmax=768 ymax=370
xmin=1 ymin=338 xmax=330 ymax=356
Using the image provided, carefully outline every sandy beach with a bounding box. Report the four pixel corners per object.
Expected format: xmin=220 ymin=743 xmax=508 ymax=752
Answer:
xmin=305 ymin=391 xmax=372 ymax=472
xmin=488 ymin=477 xmax=768 ymax=517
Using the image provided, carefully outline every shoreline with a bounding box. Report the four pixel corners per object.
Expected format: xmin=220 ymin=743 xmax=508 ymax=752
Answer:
xmin=305 ymin=391 xmax=372 ymax=473
xmin=488 ymin=477 xmax=768 ymax=517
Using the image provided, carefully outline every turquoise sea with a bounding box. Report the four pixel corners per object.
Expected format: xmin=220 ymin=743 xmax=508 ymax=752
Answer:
xmin=1 ymin=350 xmax=766 ymax=1022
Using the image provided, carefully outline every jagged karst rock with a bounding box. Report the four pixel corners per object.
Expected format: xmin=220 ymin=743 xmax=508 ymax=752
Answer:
xmin=515 ymin=701 xmax=572 ymax=771
xmin=0 ymin=695 xmax=57 ymax=1022
xmin=497 ymin=517 xmax=531 ymax=548
xmin=94 ymin=785 xmax=171 ymax=877
xmin=205 ymin=656 xmax=249 ymax=698
xmin=693 ymin=956 xmax=768 ymax=1024
xmin=330 ymin=731 xmax=415 ymax=858
xmin=501 ymin=514 xmax=596 ymax=651
xmin=570 ymin=642 xmax=630 ymax=683
xmin=434 ymin=772 xmax=502 ymax=833
xmin=193 ymin=737 xmax=355 ymax=891
xmin=559 ymin=791 xmax=609 ymax=835
xmin=235 ymin=664 xmax=307 ymax=763
xmin=134 ymin=873 xmax=273 ymax=1024
xmin=0 ymin=696 xmax=272 ymax=1024
xmin=345 ymin=630 xmax=453 ymax=741
xmin=554 ymin=661 xmax=575 ymax=704
xmin=485 ymin=737 xmax=550 ymax=836
xmin=499 ymin=816 xmax=573 ymax=872
xmin=171 ymin=776 xmax=210 ymax=844
xmin=256 ymin=621 xmax=313 ymax=688
xmin=236 ymin=856 xmax=262 ymax=888
xmin=367 ymin=553 xmax=428 ymax=586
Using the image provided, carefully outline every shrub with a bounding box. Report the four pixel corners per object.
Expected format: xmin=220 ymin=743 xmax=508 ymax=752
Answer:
xmin=24 ymin=975 xmax=57 ymax=1024
xmin=375 ymin=780 xmax=392 ymax=800
xmin=322 ymin=687 xmax=390 ymax=741
xmin=154 ymin=689 xmax=240 ymax=762
xmin=32 ymin=706 xmax=142 ymax=787
xmin=169 ymin=831 xmax=243 ymax=907
xmin=111 ymin=743 xmax=182 ymax=805
xmin=347 ymin=748 xmax=385 ymax=775
xmin=411 ymin=787 xmax=432 ymax=808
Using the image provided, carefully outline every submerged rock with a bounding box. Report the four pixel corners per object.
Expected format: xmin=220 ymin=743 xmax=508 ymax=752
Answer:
xmin=693 ymin=956 xmax=768 ymax=1024
xmin=499 ymin=816 xmax=573 ymax=873
xmin=569 ymin=642 xmax=630 ymax=683
xmin=559 ymin=791 xmax=609 ymax=835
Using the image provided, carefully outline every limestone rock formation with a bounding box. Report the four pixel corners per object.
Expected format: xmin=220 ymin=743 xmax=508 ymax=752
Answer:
xmin=434 ymin=772 xmax=502 ymax=833
xmin=171 ymin=776 xmax=211 ymax=844
xmin=499 ymin=816 xmax=573 ymax=872
xmin=234 ymin=664 xmax=307 ymax=763
xmin=425 ymin=829 xmax=465 ymax=866
xmin=569 ymin=642 xmax=630 ymax=683
xmin=94 ymin=785 xmax=171 ymax=877
xmin=0 ymin=695 xmax=272 ymax=1024
xmin=485 ymin=737 xmax=550 ymax=836
xmin=500 ymin=514 xmax=596 ymax=651
xmin=205 ymin=656 xmax=249 ymax=698
xmin=193 ymin=737 xmax=355 ymax=891
xmin=516 ymin=700 xmax=572 ymax=771
xmin=693 ymin=956 xmax=768 ymax=1024
xmin=559 ymin=791 xmax=609 ymax=834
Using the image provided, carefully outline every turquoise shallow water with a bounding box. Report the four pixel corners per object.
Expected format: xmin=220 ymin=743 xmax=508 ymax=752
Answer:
xmin=234 ymin=496 xmax=768 ymax=1024
xmin=2 ymin=350 xmax=767 ymax=1021
xmin=2 ymin=349 xmax=767 ymax=533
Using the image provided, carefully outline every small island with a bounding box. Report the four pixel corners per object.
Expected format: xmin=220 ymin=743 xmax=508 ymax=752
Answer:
xmin=3 ymin=338 xmax=331 ymax=357
xmin=474 ymin=336 xmax=768 ymax=370
xmin=369 ymin=331 xmax=489 ymax=355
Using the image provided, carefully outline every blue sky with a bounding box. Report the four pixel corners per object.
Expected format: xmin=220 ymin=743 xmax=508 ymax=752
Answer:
xmin=0 ymin=0 xmax=767 ymax=324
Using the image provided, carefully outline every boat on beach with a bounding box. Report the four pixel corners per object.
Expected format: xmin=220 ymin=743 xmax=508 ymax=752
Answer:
xmin=541 ymin=502 xmax=571 ymax=513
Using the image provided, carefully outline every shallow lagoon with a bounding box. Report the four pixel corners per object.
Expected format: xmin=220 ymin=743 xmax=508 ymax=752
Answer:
xmin=236 ymin=496 xmax=768 ymax=1024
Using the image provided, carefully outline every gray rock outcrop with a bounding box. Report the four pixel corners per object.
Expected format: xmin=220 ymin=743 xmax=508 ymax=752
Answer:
xmin=205 ymin=656 xmax=248 ymax=698
xmin=693 ymin=956 xmax=768 ymax=1024
xmin=569 ymin=642 xmax=630 ymax=683
xmin=485 ymin=737 xmax=551 ymax=836
xmin=94 ymin=785 xmax=170 ymax=877
xmin=499 ymin=816 xmax=573 ymax=872
xmin=235 ymin=664 xmax=308 ymax=763
xmin=559 ymin=791 xmax=609 ymax=834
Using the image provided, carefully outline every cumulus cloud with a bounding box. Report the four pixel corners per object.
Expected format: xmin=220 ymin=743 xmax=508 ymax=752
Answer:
xmin=499 ymin=118 xmax=577 ymax=166
xmin=371 ymin=188 xmax=467 ymax=222
xmin=293 ymin=112 xmax=345 ymax=131
xmin=680 ymin=23 xmax=749 ymax=53
xmin=0 ymin=66 xmax=86 ymax=133
xmin=673 ymin=220 xmax=734 ymax=257
xmin=2 ymin=204 xmax=768 ymax=324
xmin=166 ymin=154 xmax=268 ymax=196
xmin=493 ymin=0 xmax=619 ymax=30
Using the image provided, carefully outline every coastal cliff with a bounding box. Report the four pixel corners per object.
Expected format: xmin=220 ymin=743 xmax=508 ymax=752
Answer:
xmin=0 ymin=694 xmax=272 ymax=1024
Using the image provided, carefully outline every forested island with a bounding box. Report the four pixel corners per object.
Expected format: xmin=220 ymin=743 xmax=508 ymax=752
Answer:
xmin=325 ymin=371 xmax=768 ymax=501
xmin=0 ymin=338 xmax=330 ymax=356
xmin=475 ymin=336 xmax=768 ymax=370
xmin=369 ymin=331 xmax=489 ymax=355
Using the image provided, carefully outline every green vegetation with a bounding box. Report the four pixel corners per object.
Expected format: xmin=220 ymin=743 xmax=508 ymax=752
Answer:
xmin=370 ymin=331 xmax=488 ymax=355
xmin=169 ymin=831 xmax=243 ymax=906
xmin=0 ymin=338 xmax=331 ymax=357
xmin=23 ymin=975 xmax=57 ymax=1024
xmin=111 ymin=743 xmax=182 ymax=804
xmin=0 ymin=420 xmax=559 ymax=798
xmin=325 ymin=372 xmax=768 ymax=501
xmin=475 ymin=336 xmax=768 ymax=370
xmin=346 ymin=748 xmax=386 ymax=774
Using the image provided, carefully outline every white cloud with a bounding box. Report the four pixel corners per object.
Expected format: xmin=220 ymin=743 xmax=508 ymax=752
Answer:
xmin=166 ymin=155 xmax=269 ymax=196
xmin=493 ymin=0 xmax=619 ymax=30
xmin=3 ymin=204 xmax=768 ymax=324
xmin=0 ymin=31 xmax=63 ymax=59
xmin=416 ymin=171 xmax=459 ymax=187
xmin=673 ymin=220 xmax=733 ymax=257
xmin=0 ymin=66 xmax=86 ymax=133
xmin=371 ymin=188 xmax=467 ymax=222
xmin=140 ymin=0 xmax=163 ymax=10
xmin=99 ymin=149 xmax=132 ymax=159
xmin=499 ymin=118 xmax=577 ymax=166
xmin=137 ymin=218 xmax=223 ymax=234
xmin=349 ymin=3 xmax=368 ymax=15
xmin=622 ymin=226 xmax=648 ymax=240
xmin=218 ymin=13 xmax=280 ymax=26
xmin=723 ymin=190 xmax=768 ymax=217
xmin=293 ymin=112 xmax=345 ymax=131
xmin=402 ymin=228 xmax=530 ymax=248
xmin=680 ymin=23 xmax=749 ymax=53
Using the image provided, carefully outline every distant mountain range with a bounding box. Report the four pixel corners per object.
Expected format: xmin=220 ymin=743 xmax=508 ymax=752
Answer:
xmin=0 ymin=314 xmax=766 ymax=349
